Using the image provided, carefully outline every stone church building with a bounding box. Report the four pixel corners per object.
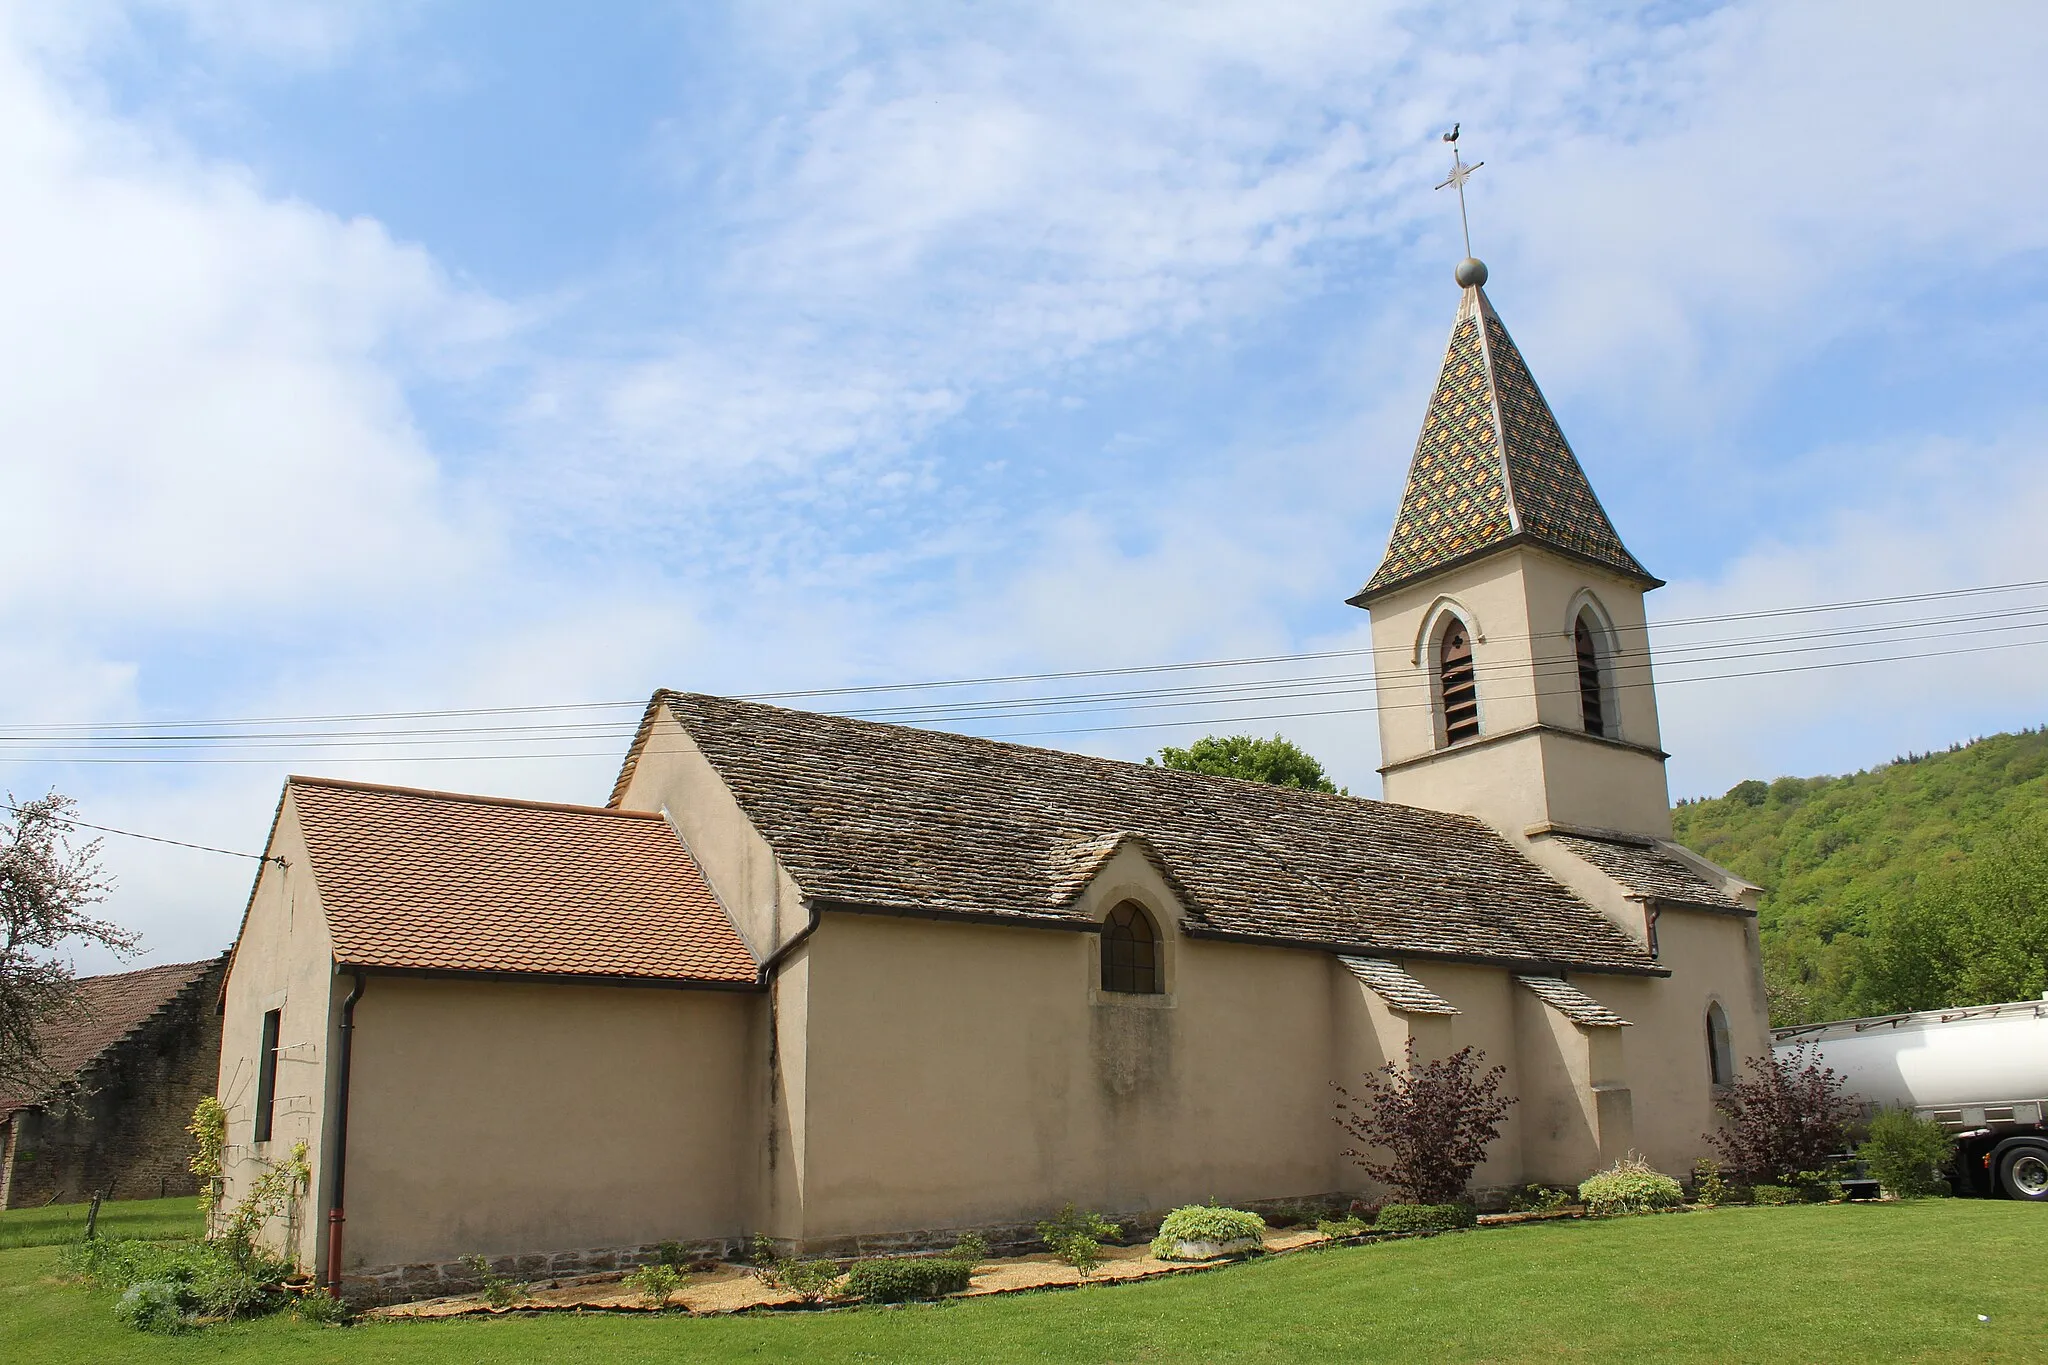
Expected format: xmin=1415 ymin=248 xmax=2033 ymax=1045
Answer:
xmin=217 ymin=258 xmax=1768 ymax=1299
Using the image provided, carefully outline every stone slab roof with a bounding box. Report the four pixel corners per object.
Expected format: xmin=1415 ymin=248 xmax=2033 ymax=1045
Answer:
xmin=1516 ymin=974 xmax=1632 ymax=1027
xmin=0 ymin=957 xmax=222 ymax=1119
xmin=290 ymin=778 xmax=757 ymax=985
xmin=642 ymin=693 xmax=1662 ymax=975
xmin=1338 ymin=956 xmax=1460 ymax=1014
xmin=1354 ymin=284 xmax=1655 ymax=603
xmin=1551 ymin=833 xmax=1744 ymax=911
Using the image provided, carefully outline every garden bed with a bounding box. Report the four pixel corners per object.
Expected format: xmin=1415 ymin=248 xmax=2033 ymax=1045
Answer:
xmin=363 ymin=1224 xmax=1333 ymax=1318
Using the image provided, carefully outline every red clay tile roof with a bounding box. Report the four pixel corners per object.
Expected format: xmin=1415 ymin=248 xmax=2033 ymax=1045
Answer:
xmin=0 ymin=957 xmax=223 ymax=1118
xmin=289 ymin=778 xmax=757 ymax=985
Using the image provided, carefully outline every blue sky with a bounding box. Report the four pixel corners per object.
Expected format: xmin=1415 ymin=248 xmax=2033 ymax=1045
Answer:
xmin=2 ymin=0 xmax=2045 ymax=968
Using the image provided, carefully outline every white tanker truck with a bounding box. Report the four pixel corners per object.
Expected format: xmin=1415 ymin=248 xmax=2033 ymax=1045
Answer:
xmin=1773 ymin=995 xmax=2048 ymax=1201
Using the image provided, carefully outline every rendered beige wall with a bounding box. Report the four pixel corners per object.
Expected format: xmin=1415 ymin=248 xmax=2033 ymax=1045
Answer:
xmin=1368 ymin=546 xmax=1673 ymax=839
xmin=340 ymin=976 xmax=760 ymax=1271
xmin=792 ymin=847 xmax=1350 ymax=1240
xmin=613 ymin=709 xmax=808 ymax=961
xmin=1588 ymin=909 xmax=1771 ymax=1174
xmin=217 ymin=794 xmax=339 ymax=1274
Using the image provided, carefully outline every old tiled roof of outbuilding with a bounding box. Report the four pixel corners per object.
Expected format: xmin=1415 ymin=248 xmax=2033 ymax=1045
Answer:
xmin=289 ymin=778 xmax=758 ymax=985
xmin=632 ymin=692 xmax=1663 ymax=976
xmin=1549 ymin=832 xmax=1745 ymax=912
xmin=0 ymin=957 xmax=223 ymax=1119
xmin=1351 ymin=282 xmax=1657 ymax=604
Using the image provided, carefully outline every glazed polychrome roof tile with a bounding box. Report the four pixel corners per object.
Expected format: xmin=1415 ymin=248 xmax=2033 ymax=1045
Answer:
xmin=640 ymin=692 xmax=1663 ymax=976
xmin=289 ymin=778 xmax=757 ymax=984
xmin=1357 ymin=284 xmax=1654 ymax=601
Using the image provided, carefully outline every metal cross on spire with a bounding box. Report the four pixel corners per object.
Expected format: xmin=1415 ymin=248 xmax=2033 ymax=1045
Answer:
xmin=1435 ymin=123 xmax=1483 ymax=260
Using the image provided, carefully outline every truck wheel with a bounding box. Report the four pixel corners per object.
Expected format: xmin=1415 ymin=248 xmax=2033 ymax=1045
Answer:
xmin=1997 ymin=1143 xmax=2048 ymax=1201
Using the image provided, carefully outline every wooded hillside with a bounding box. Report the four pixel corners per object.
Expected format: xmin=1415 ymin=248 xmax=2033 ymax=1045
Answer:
xmin=1671 ymin=726 xmax=2048 ymax=1025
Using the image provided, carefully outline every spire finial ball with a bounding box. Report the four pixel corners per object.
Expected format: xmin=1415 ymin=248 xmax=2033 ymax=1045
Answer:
xmin=1455 ymin=257 xmax=1488 ymax=289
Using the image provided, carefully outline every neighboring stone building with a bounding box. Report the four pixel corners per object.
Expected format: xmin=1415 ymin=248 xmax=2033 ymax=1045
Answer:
xmin=1 ymin=955 xmax=228 ymax=1208
xmin=216 ymin=257 xmax=1770 ymax=1301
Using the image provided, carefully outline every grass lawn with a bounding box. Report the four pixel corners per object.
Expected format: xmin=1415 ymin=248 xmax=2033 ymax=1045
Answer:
xmin=3 ymin=1199 xmax=2041 ymax=1363
xmin=0 ymin=1195 xmax=204 ymax=1249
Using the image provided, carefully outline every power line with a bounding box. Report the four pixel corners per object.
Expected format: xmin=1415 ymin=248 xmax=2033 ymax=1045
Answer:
xmin=8 ymin=631 xmax=2047 ymax=762
xmin=6 ymin=597 xmax=2046 ymax=752
xmin=8 ymin=606 xmax=2044 ymax=751
xmin=2 ymin=801 xmax=275 ymax=862
xmin=6 ymin=577 xmax=2046 ymax=738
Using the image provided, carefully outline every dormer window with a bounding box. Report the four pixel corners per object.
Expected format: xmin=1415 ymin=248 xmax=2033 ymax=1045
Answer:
xmin=1101 ymin=901 xmax=1162 ymax=994
xmin=1575 ymin=615 xmax=1606 ymax=737
xmin=1440 ymin=620 xmax=1479 ymax=744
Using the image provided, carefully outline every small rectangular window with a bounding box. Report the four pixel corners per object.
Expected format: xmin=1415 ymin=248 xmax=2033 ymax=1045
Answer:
xmin=254 ymin=1009 xmax=282 ymax=1143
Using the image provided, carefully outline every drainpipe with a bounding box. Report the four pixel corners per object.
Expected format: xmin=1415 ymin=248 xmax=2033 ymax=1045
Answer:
xmin=325 ymin=968 xmax=366 ymax=1295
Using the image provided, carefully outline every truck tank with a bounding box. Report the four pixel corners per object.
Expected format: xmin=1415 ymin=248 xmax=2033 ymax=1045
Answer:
xmin=1774 ymin=996 xmax=2048 ymax=1200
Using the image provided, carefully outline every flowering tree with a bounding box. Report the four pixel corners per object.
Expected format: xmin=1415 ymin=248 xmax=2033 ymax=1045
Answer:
xmin=1706 ymin=1043 xmax=1858 ymax=1184
xmin=1334 ymin=1042 xmax=1516 ymax=1204
xmin=1 ymin=793 xmax=128 ymax=1095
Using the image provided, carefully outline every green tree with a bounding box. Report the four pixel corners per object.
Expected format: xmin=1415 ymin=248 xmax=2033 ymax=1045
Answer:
xmin=1853 ymin=817 xmax=2048 ymax=1014
xmin=1151 ymin=734 xmax=1342 ymax=794
xmin=1670 ymin=726 xmax=2048 ymax=1023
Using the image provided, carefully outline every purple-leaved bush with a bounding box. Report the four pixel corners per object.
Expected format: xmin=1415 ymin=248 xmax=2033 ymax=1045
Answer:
xmin=1706 ymin=1043 xmax=1858 ymax=1184
xmin=1333 ymin=1042 xmax=1515 ymax=1205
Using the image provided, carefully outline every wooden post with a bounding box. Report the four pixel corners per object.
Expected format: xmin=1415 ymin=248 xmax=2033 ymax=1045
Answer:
xmin=85 ymin=1189 xmax=102 ymax=1240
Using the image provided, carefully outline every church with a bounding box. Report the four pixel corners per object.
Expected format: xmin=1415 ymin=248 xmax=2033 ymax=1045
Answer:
xmin=215 ymin=253 xmax=1770 ymax=1302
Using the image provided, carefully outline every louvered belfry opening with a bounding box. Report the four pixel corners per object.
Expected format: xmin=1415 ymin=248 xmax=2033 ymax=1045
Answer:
xmin=1101 ymin=900 xmax=1162 ymax=994
xmin=1575 ymin=615 xmax=1606 ymax=737
xmin=1439 ymin=620 xmax=1479 ymax=744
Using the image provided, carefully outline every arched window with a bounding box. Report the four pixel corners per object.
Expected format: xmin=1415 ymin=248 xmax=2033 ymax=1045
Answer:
xmin=1706 ymin=1002 xmax=1734 ymax=1086
xmin=1575 ymin=613 xmax=1607 ymax=738
xmin=1101 ymin=901 xmax=1162 ymax=995
xmin=1439 ymin=619 xmax=1479 ymax=744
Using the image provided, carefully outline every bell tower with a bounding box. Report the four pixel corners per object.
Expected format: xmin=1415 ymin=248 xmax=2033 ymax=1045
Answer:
xmin=1349 ymin=253 xmax=1674 ymax=840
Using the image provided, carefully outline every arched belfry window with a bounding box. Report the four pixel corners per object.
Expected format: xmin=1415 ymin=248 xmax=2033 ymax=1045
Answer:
xmin=1101 ymin=901 xmax=1162 ymax=995
xmin=1706 ymin=1002 xmax=1734 ymax=1087
xmin=1575 ymin=612 xmax=1607 ymax=738
xmin=1439 ymin=619 xmax=1479 ymax=745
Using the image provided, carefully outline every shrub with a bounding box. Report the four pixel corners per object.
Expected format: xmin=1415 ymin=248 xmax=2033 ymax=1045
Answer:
xmin=114 ymin=1280 xmax=190 ymax=1334
xmin=1149 ymin=1205 xmax=1266 ymax=1259
xmin=625 ymin=1263 xmax=683 ymax=1308
xmin=1373 ymin=1203 xmax=1475 ymax=1234
xmin=1334 ymin=1042 xmax=1516 ymax=1204
xmin=948 ymin=1232 xmax=990 ymax=1267
xmin=68 ymin=1235 xmax=293 ymax=1330
xmin=462 ymin=1254 xmax=521 ymax=1309
xmin=1036 ymin=1204 xmax=1122 ymax=1278
xmin=843 ymin=1256 xmax=975 ymax=1303
xmin=1859 ymin=1108 xmax=1955 ymax=1199
xmin=1578 ymin=1155 xmax=1685 ymax=1216
xmin=1691 ymin=1157 xmax=1732 ymax=1206
xmin=1506 ymin=1183 xmax=1573 ymax=1214
xmin=654 ymin=1240 xmax=689 ymax=1268
xmin=1787 ymin=1170 xmax=1846 ymax=1203
xmin=291 ymin=1290 xmax=350 ymax=1325
xmin=1315 ymin=1217 xmax=1369 ymax=1239
xmin=771 ymin=1258 xmax=843 ymax=1303
xmin=1750 ymin=1184 xmax=1796 ymax=1205
xmin=1706 ymin=1044 xmax=1858 ymax=1185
